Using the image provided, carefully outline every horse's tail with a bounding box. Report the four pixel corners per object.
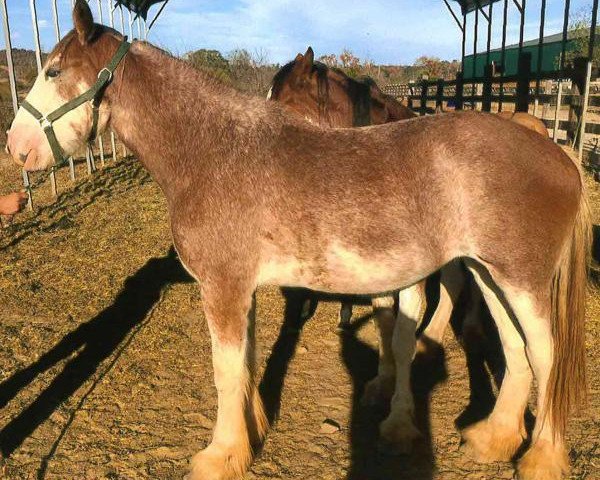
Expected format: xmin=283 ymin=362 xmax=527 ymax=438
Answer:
xmin=548 ymin=185 xmax=592 ymax=438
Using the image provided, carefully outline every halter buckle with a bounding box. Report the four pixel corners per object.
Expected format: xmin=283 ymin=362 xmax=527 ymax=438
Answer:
xmin=98 ymin=68 xmax=113 ymax=83
xmin=39 ymin=116 xmax=52 ymax=130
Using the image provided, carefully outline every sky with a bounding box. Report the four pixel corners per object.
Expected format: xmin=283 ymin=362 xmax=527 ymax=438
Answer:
xmin=1 ymin=0 xmax=594 ymax=65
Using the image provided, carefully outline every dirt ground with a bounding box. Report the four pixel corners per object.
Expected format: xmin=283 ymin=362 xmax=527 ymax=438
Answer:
xmin=0 ymin=153 xmax=598 ymax=480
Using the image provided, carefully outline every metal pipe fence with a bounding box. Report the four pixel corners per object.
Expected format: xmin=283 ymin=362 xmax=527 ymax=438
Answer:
xmin=0 ymin=0 xmax=153 ymax=209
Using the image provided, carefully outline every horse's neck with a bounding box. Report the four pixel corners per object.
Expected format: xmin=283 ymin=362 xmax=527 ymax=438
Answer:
xmin=108 ymin=44 xmax=261 ymax=197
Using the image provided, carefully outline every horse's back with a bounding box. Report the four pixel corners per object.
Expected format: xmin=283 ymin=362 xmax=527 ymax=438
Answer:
xmin=271 ymin=111 xmax=581 ymax=262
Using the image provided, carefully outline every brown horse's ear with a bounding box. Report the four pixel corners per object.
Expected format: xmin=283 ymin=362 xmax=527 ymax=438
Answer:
xmin=293 ymin=46 xmax=314 ymax=76
xmin=304 ymin=47 xmax=314 ymax=65
xmin=73 ymin=0 xmax=96 ymax=44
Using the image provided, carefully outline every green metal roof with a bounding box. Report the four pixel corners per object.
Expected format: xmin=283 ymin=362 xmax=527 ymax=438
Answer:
xmin=452 ymin=0 xmax=502 ymax=14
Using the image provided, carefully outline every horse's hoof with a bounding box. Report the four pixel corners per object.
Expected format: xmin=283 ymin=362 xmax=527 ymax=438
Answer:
xmin=187 ymin=442 xmax=252 ymax=480
xmin=516 ymin=440 xmax=568 ymax=480
xmin=460 ymin=419 xmax=524 ymax=463
xmin=379 ymin=414 xmax=422 ymax=455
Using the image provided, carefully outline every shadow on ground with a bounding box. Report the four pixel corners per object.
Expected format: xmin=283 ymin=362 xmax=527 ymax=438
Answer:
xmin=0 ymin=247 xmax=192 ymax=475
xmin=0 ymin=250 xmax=517 ymax=480
xmin=340 ymin=315 xmax=442 ymax=480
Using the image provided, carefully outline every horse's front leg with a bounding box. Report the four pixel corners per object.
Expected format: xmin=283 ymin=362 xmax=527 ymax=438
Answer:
xmin=187 ymin=278 xmax=267 ymax=480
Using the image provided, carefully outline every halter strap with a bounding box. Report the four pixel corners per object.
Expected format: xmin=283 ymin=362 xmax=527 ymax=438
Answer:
xmin=20 ymin=38 xmax=131 ymax=169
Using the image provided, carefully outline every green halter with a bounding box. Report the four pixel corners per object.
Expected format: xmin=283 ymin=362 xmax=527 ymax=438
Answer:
xmin=20 ymin=38 xmax=131 ymax=169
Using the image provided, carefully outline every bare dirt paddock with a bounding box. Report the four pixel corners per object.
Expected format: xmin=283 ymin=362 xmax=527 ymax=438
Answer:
xmin=0 ymin=156 xmax=598 ymax=480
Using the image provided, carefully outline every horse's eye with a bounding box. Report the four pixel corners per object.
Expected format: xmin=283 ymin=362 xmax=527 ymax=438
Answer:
xmin=46 ymin=68 xmax=61 ymax=79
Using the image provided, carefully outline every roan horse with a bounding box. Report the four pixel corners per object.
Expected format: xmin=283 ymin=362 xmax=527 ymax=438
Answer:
xmin=6 ymin=3 xmax=591 ymax=480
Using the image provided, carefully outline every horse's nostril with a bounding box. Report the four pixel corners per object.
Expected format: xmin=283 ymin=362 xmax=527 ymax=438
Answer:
xmin=19 ymin=152 xmax=28 ymax=162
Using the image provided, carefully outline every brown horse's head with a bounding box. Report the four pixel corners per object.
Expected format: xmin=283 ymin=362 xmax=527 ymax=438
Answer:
xmin=6 ymin=1 xmax=124 ymax=171
xmin=268 ymin=47 xmax=414 ymax=128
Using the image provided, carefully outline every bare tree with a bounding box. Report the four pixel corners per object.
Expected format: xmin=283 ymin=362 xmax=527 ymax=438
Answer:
xmin=228 ymin=48 xmax=277 ymax=97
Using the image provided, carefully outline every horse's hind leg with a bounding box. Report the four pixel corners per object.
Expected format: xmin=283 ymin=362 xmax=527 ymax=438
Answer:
xmin=378 ymin=286 xmax=423 ymax=453
xmin=460 ymin=264 xmax=530 ymax=463
xmin=504 ymin=289 xmax=568 ymax=480
xmin=338 ymin=301 xmax=354 ymax=329
xmin=418 ymin=261 xmax=465 ymax=356
xmin=187 ymin=280 xmax=267 ymax=480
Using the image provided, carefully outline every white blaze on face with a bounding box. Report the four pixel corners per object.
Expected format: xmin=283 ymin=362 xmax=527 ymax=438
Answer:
xmin=6 ymin=65 xmax=94 ymax=171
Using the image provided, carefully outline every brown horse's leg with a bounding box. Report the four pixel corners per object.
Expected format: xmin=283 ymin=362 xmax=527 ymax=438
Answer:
xmin=460 ymin=264 xmax=530 ymax=463
xmin=378 ymin=286 xmax=423 ymax=454
xmin=417 ymin=261 xmax=466 ymax=357
xmin=361 ymin=294 xmax=397 ymax=407
xmin=187 ymin=281 xmax=267 ymax=480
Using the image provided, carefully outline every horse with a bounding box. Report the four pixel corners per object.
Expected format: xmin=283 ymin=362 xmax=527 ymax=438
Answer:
xmin=497 ymin=110 xmax=550 ymax=137
xmin=6 ymin=3 xmax=591 ymax=480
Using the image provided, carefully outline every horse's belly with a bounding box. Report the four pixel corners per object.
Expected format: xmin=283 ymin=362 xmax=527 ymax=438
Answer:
xmin=257 ymin=240 xmax=431 ymax=294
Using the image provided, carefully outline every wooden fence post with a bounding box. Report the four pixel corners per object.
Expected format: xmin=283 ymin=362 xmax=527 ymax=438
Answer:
xmin=408 ymin=82 xmax=415 ymax=111
xmin=569 ymin=57 xmax=588 ymax=147
xmin=420 ymin=81 xmax=428 ymax=116
xmin=455 ymin=72 xmax=464 ymax=110
xmin=482 ymin=64 xmax=493 ymax=112
xmin=436 ymin=78 xmax=445 ymax=112
xmin=516 ymin=52 xmax=532 ymax=112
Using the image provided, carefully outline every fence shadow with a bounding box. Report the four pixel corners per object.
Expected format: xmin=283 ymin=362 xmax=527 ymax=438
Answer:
xmin=0 ymin=247 xmax=192 ymax=461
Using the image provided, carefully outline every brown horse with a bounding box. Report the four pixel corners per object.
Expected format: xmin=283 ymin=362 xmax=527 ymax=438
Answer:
xmin=7 ymin=3 xmax=591 ymax=480
xmin=497 ymin=110 xmax=550 ymax=137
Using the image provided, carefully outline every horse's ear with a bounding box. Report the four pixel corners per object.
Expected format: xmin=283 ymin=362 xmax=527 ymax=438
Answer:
xmin=304 ymin=47 xmax=314 ymax=65
xmin=73 ymin=0 xmax=96 ymax=45
xmin=293 ymin=47 xmax=314 ymax=76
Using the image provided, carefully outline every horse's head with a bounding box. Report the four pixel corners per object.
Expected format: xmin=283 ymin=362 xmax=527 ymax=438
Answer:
xmin=6 ymin=0 xmax=126 ymax=171
xmin=268 ymin=47 xmax=338 ymax=125
xmin=269 ymin=48 xmax=415 ymax=127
